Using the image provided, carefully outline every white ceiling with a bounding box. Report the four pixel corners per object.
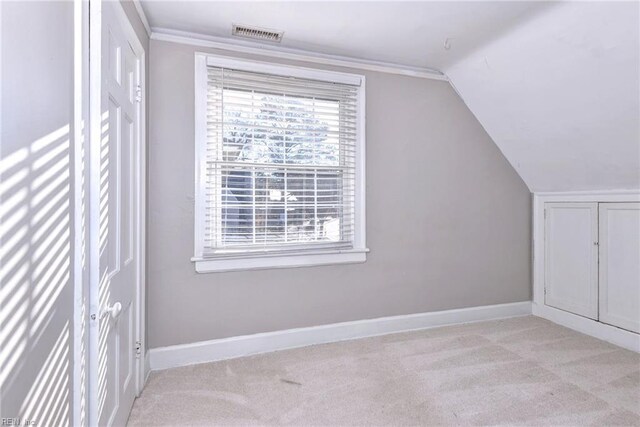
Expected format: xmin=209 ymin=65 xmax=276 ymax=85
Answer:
xmin=141 ymin=1 xmax=551 ymax=71
xmin=141 ymin=1 xmax=640 ymax=192
xmin=447 ymin=1 xmax=640 ymax=191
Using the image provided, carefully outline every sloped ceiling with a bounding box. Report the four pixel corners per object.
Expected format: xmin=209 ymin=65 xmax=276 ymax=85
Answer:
xmin=140 ymin=1 xmax=640 ymax=192
xmin=446 ymin=1 xmax=640 ymax=192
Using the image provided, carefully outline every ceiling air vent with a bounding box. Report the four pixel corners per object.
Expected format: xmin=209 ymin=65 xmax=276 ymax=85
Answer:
xmin=232 ymin=24 xmax=284 ymax=43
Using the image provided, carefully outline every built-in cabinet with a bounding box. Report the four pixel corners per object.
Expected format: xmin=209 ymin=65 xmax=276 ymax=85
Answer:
xmin=544 ymin=203 xmax=599 ymax=319
xmin=544 ymin=202 xmax=640 ymax=333
xmin=598 ymin=203 xmax=640 ymax=333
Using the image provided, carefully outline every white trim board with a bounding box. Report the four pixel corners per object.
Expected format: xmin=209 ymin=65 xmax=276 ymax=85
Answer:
xmin=533 ymin=189 xmax=640 ymax=199
xmin=150 ymin=27 xmax=448 ymax=81
xmin=131 ymin=0 xmax=151 ymax=36
xmin=144 ymin=351 xmax=151 ymax=386
xmin=72 ymin=1 xmax=89 ymax=425
xmin=149 ymin=301 xmax=531 ymax=371
xmin=533 ymin=303 xmax=640 ymax=352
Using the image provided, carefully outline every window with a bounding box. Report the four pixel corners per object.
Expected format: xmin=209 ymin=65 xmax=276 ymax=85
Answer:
xmin=193 ymin=54 xmax=367 ymax=272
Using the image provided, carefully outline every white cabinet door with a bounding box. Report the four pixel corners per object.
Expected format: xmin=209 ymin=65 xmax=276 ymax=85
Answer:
xmin=599 ymin=203 xmax=640 ymax=333
xmin=544 ymin=203 xmax=599 ymax=319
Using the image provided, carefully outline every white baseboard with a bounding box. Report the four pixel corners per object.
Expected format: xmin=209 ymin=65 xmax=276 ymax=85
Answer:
xmin=144 ymin=351 xmax=151 ymax=383
xmin=149 ymin=301 xmax=531 ymax=371
xmin=532 ymin=303 xmax=640 ymax=352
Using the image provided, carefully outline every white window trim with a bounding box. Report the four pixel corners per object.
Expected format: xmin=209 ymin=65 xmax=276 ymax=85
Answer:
xmin=193 ymin=53 xmax=368 ymax=273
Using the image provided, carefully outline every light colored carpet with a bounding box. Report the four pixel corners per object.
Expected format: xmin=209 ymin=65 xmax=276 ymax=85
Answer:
xmin=128 ymin=316 xmax=640 ymax=426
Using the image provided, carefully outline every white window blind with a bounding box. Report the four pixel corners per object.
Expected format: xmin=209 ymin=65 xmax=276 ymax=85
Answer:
xmin=202 ymin=65 xmax=360 ymax=257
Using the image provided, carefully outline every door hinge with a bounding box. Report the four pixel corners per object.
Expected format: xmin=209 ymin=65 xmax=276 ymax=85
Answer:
xmin=135 ymin=85 xmax=142 ymax=103
xmin=135 ymin=340 xmax=142 ymax=359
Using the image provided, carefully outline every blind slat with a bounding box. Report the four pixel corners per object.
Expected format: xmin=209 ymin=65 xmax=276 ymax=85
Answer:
xmin=203 ymin=65 xmax=358 ymax=256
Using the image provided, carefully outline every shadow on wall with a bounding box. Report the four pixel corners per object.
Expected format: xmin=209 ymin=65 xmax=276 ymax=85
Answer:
xmin=0 ymin=124 xmax=78 ymax=425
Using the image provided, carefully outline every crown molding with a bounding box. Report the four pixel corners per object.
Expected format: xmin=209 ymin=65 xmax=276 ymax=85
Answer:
xmin=150 ymin=27 xmax=448 ymax=81
xmin=131 ymin=0 xmax=151 ymax=36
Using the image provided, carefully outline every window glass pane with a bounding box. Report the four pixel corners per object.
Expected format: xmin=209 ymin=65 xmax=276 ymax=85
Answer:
xmin=220 ymin=166 xmax=347 ymax=246
xmin=222 ymin=90 xmax=340 ymax=167
xmin=205 ymin=67 xmax=358 ymax=254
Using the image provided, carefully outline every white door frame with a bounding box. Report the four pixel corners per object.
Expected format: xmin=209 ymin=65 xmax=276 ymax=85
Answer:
xmin=88 ymin=0 xmax=146 ymax=424
xmin=73 ymin=0 xmax=90 ymax=425
xmin=532 ymin=189 xmax=640 ymax=352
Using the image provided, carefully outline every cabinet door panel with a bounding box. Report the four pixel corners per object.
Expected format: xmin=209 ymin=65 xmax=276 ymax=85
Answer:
xmin=599 ymin=203 xmax=640 ymax=333
xmin=544 ymin=203 xmax=599 ymax=319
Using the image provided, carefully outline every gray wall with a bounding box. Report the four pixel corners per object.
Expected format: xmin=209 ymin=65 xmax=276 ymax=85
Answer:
xmin=0 ymin=1 xmax=76 ymax=423
xmin=148 ymin=39 xmax=532 ymax=349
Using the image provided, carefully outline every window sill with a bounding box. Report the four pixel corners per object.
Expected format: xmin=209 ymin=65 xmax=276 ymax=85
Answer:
xmin=192 ymin=248 xmax=369 ymax=273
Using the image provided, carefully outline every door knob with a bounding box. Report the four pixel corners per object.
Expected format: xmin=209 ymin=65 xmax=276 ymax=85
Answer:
xmin=101 ymin=302 xmax=123 ymax=320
